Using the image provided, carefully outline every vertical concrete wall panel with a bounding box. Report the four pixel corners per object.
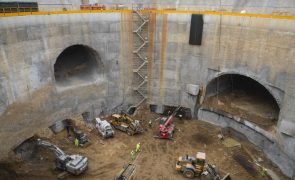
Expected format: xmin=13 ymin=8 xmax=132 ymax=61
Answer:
xmin=147 ymin=13 xmax=157 ymax=101
xmin=149 ymin=12 xmax=295 ymax=175
xmin=1 ymin=5 xmax=295 ymax=176
xmin=158 ymin=14 xmax=168 ymax=104
xmin=0 ymin=13 xmax=130 ymax=160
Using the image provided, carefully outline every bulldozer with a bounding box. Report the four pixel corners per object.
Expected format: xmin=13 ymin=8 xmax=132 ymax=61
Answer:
xmin=110 ymin=114 xmax=143 ymax=136
xmin=176 ymin=152 xmax=231 ymax=180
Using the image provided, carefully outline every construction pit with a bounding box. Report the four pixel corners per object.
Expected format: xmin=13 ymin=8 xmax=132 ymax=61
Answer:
xmin=0 ymin=108 xmax=288 ymax=180
xmin=1 ymin=1 xmax=295 ymax=180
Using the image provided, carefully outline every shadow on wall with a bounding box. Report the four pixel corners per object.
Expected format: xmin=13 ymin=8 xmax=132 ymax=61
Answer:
xmin=54 ymin=44 xmax=103 ymax=88
xmin=202 ymin=74 xmax=280 ymax=130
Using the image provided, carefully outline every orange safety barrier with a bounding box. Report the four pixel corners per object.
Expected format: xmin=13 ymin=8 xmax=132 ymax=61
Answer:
xmin=92 ymin=5 xmax=106 ymax=10
xmin=80 ymin=4 xmax=106 ymax=10
xmin=80 ymin=5 xmax=91 ymax=10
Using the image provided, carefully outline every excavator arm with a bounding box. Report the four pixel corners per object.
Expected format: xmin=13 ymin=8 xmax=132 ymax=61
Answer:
xmin=36 ymin=139 xmax=66 ymax=160
xmin=36 ymin=138 xmax=88 ymax=176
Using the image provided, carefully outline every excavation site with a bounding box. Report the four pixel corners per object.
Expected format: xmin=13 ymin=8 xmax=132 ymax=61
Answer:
xmin=0 ymin=1 xmax=295 ymax=180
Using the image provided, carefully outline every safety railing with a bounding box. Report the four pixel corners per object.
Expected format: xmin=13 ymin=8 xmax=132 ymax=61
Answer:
xmin=0 ymin=2 xmax=294 ymax=12
xmin=0 ymin=7 xmax=38 ymax=13
xmin=0 ymin=3 xmax=295 ymax=17
xmin=0 ymin=3 xmax=74 ymax=15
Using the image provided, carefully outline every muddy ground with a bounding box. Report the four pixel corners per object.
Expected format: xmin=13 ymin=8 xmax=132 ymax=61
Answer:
xmin=203 ymin=90 xmax=279 ymax=131
xmin=0 ymin=108 xmax=287 ymax=180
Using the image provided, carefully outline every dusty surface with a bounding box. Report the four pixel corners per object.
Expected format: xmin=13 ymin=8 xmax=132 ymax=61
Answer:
xmin=0 ymin=109 xmax=287 ymax=180
xmin=203 ymin=90 xmax=279 ymax=131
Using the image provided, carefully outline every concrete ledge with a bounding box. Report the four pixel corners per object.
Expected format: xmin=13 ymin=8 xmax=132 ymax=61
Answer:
xmin=198 ymin=108 xmax=295 ymax=178
xmin=186 ymin=84 xmax=199 ymax=96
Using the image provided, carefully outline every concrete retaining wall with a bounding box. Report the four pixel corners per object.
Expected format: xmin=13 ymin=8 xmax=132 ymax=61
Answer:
xmin=198 ymin=108 xmax=295 ymax=178
xmin=0 ymin=13 xmax=134 ymax=159
xmin=148 ymin=13 xmax=295 ymax=178
xmin=1 ymin=3 xmax=295 ymax=177
xmin=9 ymin=0 xmax=295 ymax=14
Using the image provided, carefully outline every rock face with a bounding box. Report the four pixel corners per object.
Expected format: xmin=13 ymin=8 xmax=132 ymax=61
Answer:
xmin=1 ymin=1 xmax=295 ymax=178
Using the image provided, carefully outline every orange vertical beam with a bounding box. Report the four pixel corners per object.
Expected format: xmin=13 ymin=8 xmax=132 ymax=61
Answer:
xmin=147 ymin=12 xmax=156 ymax=101
xmin=159 ymin=14 xmax=168 ymax=103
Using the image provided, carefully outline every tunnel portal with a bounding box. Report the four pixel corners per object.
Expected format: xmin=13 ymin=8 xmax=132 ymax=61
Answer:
xmin=203 ymin=74 xmax=280 ymax=131
xmin=54 ymin=45 xmax=101 ymax=88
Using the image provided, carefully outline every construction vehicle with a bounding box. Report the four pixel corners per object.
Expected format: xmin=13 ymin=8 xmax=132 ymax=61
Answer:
xmin=110 ymin=114 xmax=143 ymax=135
xmin=155 ymin=106 xmax=182 ymax=139
xmin=95 ymin=117 xmax=114 ymax=138
xmin=65 ymin=120 xmax=89 ymax=147
xmin=36 ymin=139 xmax=88 ymax=175
xmin=115 ymin=163 xmax=136 ymax=180
xmin=176 ymin=152 xmax=231 ymax=180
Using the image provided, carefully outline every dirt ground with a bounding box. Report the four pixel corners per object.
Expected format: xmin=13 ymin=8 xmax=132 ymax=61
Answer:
xmin=0 ymin=108 xmax=287 ymax=180
xmin=203 ymin=90 xmax=279 ymax=131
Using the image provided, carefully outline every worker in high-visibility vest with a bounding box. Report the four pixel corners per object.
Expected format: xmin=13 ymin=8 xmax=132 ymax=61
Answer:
xmin=136 ymin=142 xmax=141 ymax=153
xmin=261 ymin=168 xmax=268 ymax=177
xmin=74 ymin=138 xmax=79 ymax=147
xmin=130 ymin=150 xmax=135 ymax=160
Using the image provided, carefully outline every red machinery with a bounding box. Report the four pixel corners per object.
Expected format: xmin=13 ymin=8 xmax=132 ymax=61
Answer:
xmin=155 ymin=106 xmax=181 ymax=139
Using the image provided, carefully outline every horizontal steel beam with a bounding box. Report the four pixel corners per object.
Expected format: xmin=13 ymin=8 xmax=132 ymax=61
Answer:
xmin=1 ymin=9 xmax=295 ymax=20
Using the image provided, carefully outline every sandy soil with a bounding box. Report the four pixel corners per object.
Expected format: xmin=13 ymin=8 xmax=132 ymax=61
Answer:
xmin=0 ymin=109 xmax=287 ymax=180
xmin=203 ymin=90 xmax=279 ymax=131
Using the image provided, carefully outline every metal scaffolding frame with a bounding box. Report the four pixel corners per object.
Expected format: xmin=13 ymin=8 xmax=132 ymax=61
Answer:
xmin=127 ymin=10 xmax=149 ymax=113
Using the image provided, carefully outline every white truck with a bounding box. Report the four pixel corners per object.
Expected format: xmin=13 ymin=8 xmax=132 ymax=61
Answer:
xmin=95 ymin=118 xmax=114 ymax=138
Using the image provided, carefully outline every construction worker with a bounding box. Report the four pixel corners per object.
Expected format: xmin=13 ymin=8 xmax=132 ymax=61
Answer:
xmin=178 ymin=114 xmax=183 ymax=120
xmin=261 ymin=168 xmax=268 ymax=177
xmin=74 ymin=138 xmax=79 ymax=147
xmin=148 ymin=120 xmax=152 ymax=128
xmin=136 ymin=142 xmax=141 ymax=153
xmin=130 ymin=150 xmax=135 ymax=160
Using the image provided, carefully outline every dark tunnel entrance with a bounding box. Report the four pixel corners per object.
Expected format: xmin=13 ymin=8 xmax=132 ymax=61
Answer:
xmin=54 ymin=45 xmax=101 ymax=88
xmin=203 ymin=74 xmax=280 ymax=131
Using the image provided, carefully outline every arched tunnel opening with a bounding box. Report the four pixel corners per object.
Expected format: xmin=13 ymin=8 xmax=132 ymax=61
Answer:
xmin=54 ymin=45 xmax=101 ymax=88
xmin=202 ymin=74 xmax=280 ymax=131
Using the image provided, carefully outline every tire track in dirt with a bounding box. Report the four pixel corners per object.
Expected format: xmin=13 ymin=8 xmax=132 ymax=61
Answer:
xmin=7 ymin=111 xmax=288 ymax=180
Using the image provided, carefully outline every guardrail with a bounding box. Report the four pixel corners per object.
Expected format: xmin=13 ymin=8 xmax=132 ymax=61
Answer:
xmin=1 ymin=2 xmax=295 ymax=13
xmin=0 ymin=7 xmax=38 ymax=13
xmin=0 ymin=3 xmax=295 ymax=20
